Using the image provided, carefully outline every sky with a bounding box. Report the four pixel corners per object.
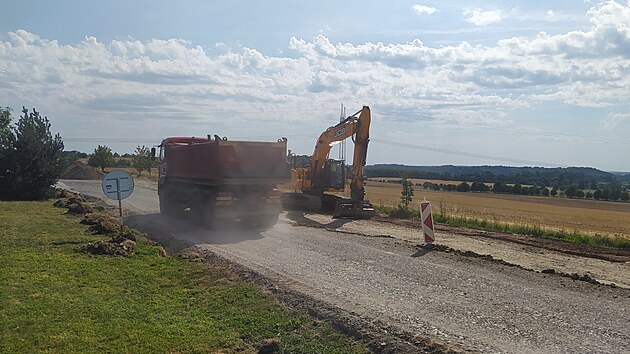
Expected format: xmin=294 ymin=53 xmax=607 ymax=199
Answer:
xmin=1 ymin=0 xmax=629 ymax=171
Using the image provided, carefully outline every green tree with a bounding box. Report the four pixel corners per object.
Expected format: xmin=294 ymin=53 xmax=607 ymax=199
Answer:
xmin=456 ymin=182 xmax=470 ymax=192
xmin=550 ymin=188 xmax=558 ymax=196
xmin=541 ymin=187 xmax=550 ymax=197
xmin=0 ymin=107 xmax=12 ymax=152
xmin=608 ymin=184 xmax=622 ymax=201
xmin=471 ymin=182 xmax=489 ymax=192
xmin=399 ymin=170 xmax=414 ymax=209
xmin=593 ymin=189 xmax=602 ymax=200
xmin=132 ymin=145 xmax=154 ymax=176
xmin=0 ymin=107 xmax=15 ymax=196
xmin=565 ymin=184 xmax=578 ymax=198
xmin=0 ymin=107 xmax=64 ymax=200
xmin=88 ymin=145 xmax=114 ymax=172
xmin=492 ymin=182 xmax=505 ymax=193
xmin=621 ymin=191 xmax=629 ymax=202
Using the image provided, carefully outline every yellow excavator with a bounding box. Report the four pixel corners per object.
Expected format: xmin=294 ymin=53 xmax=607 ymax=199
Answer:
xmin=282 ymin=106 xmax=375 ymax=219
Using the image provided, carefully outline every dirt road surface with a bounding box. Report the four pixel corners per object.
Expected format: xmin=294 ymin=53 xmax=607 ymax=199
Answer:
xmin=58 ymin=180 xmax=630 ymax=353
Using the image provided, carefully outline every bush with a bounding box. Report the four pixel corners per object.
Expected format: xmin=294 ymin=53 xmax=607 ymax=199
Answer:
xmin=88 ymin=145 xmax=113 ymax=172
xmin=112 ymin=158 xmax=132 ymax=168
xmin=132 ymin=145 xmax=154 ymax=176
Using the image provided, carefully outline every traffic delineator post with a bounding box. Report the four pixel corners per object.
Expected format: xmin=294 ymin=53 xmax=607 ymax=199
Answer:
xmin=420 ymin=200 xmax=435 ymax=243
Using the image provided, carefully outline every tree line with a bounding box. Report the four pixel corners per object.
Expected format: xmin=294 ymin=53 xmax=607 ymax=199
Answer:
xmin=373 ymin=178 xmax=629 ymax=202
xmin=80 ymin=145 xmax=154 ymax=176
xmin=365 ymin=166 xmax=626 ymax=190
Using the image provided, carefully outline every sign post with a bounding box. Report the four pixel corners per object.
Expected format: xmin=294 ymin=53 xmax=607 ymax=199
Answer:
xmin=102 ymin=171 xmax=134 ymax=236
xmin=420 ymin=199 xmax=435 ymax=243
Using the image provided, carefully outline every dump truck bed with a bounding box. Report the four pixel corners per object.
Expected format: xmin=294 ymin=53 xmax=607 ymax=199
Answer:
xmin=164 ymin=137 xmax=291 ymax=185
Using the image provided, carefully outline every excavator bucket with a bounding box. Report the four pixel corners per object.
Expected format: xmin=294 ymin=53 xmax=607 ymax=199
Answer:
xmin=332 ymin=199 xmax=375 ymax=219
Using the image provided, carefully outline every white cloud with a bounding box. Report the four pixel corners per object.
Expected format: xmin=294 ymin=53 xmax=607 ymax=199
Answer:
xmin=0 ymin=1 xmax=629 ymax=138
xmin=412 ymin=4 xmax=437 ymax=15
xmin=546 ymin=9 xmax=556 ymax=18
xmin=601 ymin=112 xmax=630 ymax=129
xmin=464 ymin=9 xmax=502 ymax=26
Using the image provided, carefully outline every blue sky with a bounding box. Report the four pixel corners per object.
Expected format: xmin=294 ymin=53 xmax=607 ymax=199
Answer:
xmin=1 ymin=0 xmax=629 ymax=171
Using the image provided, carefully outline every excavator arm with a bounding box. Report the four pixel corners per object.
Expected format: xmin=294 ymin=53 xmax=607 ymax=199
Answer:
xmin=310 ymin=115 xmax=358 ymax=183
xmin=309 ymin=108 xmax=367 ymax=190
xmin=349 ymin=106 xmax=370 ymax=202
xmin=309 ymin=106 xmax=374 ymax=218
xmin=281 ymin=105 xmax=374 ymax=219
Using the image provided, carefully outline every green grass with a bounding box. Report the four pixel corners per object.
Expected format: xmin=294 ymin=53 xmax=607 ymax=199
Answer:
xmin=375 ymin=205 xmax=630 ymax=249
xmin=0 ymin=201 xmax=367 ymax=353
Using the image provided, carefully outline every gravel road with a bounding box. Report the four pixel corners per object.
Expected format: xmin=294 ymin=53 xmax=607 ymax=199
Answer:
xmin=59 ymin=180 xmax=630 ymax=353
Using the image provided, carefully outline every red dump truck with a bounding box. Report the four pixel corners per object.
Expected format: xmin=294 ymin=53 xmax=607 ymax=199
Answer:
xmin=154 ymin=135 xmax=291 ymax=228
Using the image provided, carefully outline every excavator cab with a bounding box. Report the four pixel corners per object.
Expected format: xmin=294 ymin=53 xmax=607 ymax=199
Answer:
xmin=322 ymin=159 xmax=345 ymax=191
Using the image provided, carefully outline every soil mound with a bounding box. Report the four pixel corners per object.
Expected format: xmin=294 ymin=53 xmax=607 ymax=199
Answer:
xmin=61 ymin=161 xmax=104 ymax=180
xmin=54 ymin=196 xmax=96 ymax=215
xmin=257 ymin=339 xmax=281 ymax=354
xmin=81 ymin=213 xmax=120 ymax=234
xmin=81 ymin=238 xmax=136 ymax=256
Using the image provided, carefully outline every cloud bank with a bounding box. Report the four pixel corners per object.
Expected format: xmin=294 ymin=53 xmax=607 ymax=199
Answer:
xmin=0 ymin=1 xmax=629 ymax=132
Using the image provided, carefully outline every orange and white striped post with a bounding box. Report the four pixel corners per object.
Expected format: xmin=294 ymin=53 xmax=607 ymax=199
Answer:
xmin=420 ymin=200 xmax=435 ymax=243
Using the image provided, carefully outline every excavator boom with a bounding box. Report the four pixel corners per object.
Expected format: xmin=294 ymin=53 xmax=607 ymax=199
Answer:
xmin=331 ymin=106 xmax=373 ymax=218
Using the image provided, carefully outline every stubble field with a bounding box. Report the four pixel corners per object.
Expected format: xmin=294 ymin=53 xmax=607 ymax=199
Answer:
xmin=365 ymin=181 xmax=630 ymax=239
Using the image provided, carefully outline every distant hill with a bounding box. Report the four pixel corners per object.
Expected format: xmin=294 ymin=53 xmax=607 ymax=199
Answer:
xmin=610 ymin=171 xmax=630 ymax=182
xmin=365 ymin=164 xmax=623 ymax=189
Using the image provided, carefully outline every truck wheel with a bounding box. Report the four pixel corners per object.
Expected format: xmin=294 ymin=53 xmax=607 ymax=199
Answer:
xmin=193 ymin=204 xmax=214 ymax=229
xmin=159 ymin=190 xmax=174 ymax=216
xmin=244 ymin=213 xmax=279 ymax=229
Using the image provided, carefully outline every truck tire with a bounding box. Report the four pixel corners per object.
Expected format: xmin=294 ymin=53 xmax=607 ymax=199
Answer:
xmin=159 ymin=187 xmax=177 ymax=216
xmin=193 ymin=203 xmax=214 ymax=229
xmin=244 ymin=213 xmax=279 ymax=229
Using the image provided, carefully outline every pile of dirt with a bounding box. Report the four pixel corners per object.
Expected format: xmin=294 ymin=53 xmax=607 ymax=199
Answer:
xmin=60 ymin=161 xmax=104 ymax=180
xmin=81 ymin=236 xmax=136 ymax=257
xmin=257 ymin=339 xmax=281 ymax=354
xmin=54 ymin=187 xmax=169 ymax=257
xmin=81 ymin=213 xmax=121 ymax=234
xmin=53 ymin=189 xmax=101 ymax=215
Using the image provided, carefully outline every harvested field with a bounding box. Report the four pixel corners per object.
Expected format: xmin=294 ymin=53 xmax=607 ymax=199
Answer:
xmin=366 ymin=181 xmax=630 ymax=239
xmin=369 ymin=177 xmax=467 ymax=186
xmin=369 ymin=177 xmax=524 ymax=187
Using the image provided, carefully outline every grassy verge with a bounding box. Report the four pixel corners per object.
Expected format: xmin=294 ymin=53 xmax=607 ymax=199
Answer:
xmin=0 ymin=201 xmax=366 ymax=353
xmin=375 ymin=205 xmax=630 ymax=249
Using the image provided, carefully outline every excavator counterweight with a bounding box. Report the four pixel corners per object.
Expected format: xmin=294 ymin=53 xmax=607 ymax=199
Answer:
xmin=332 ymin=198 xmax=375 ymax=219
